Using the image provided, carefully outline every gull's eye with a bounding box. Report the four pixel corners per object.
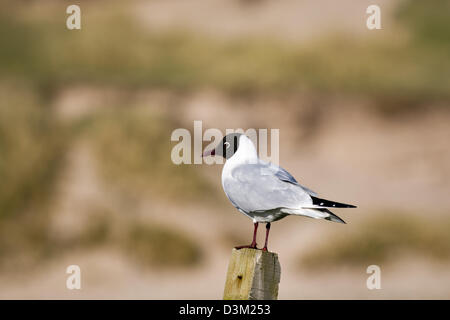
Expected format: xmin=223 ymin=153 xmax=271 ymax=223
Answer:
xmin=224 ymin=141 xmax=231 ymax=149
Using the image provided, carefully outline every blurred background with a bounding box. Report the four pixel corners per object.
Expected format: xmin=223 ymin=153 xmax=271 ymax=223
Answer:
xmin=0 ymin=0 xmax=449 ymax=299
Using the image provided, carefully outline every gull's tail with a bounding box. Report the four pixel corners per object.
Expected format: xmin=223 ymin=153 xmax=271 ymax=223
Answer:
xmin=283 ymin=208 xmax=346 ymax=224
xmin=283 ymin=196 xmax=355 ymax=224
xmin=322 ymin=209 xmax=346 ymax=224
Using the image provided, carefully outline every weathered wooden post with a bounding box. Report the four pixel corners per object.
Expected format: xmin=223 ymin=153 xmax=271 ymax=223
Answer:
xmin=223 ymin=248 xmax=281 ymax=300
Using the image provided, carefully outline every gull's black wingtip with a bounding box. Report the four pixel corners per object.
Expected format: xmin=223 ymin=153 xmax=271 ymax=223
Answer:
xmin=311 ymin=196 xmax=357 ymax=209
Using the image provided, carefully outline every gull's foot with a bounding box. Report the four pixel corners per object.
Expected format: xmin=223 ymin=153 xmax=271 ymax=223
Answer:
xmin=235 ymin=243 xmax=258 ymax=250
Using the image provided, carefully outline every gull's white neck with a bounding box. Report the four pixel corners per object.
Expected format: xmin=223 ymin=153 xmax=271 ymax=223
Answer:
xmin=222 ymin=135 xmax=258 ymax=181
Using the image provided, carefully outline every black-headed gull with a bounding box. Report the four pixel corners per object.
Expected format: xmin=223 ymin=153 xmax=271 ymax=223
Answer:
xmin=203 ymin=133 xmax=356 ymax=251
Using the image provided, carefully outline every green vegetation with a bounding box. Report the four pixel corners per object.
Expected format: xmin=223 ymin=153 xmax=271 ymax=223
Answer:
xmin=0 ymin=87 xmax=66 ymax=218
xmin=1 ymin=1 xmax=448 ymax=105
xmin=123 ymin=222 xmax=203 ymax=268
xmin=0 ymin=0 xmax=448 ymax=272
xmin=0 ymin=86 xmax=67 ymax=270
xmin=0 ymin=97 xmax=208 ymax=270
xmin=299 ymin=213 xmax=450 ymax=270
xmin=397 ymin=0 xmax=450 ymax=51
xmin=86 ymin=108 xmax=216 ymax=201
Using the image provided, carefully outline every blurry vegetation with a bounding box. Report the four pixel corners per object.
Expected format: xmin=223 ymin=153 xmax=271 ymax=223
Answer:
xmin=77 ymin=211 xmax=203 ymax=269
xmin=0 ymin=90 xmax=207 ymax=270
xmin=0 ymin=87 xmax=68 ymax=269
xmin=299 ymin=213 xmax=450 ymax=270
xmin=0 ymin=1 xmax=448 ymax=105
xmin=0 ymin=207 xmax=110 ymax=271
xmin=0 ymin=0 xmax=448 ymax=271
xmin=0 ymin=87 xmax=66 ymax=218
xmin=397 ymin=0 xmax=450 ymax=51
xmin=123 ymin=222 xmax=203 ymax=268
xmin=0 ymin=94 xmax=208 ymax=269
xmin=86 ymin=108 xmax=216 ymax=201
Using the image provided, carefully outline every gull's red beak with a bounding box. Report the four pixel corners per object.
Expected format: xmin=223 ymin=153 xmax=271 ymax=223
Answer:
xmin=202 ymin=149 xmax=215 ymax=157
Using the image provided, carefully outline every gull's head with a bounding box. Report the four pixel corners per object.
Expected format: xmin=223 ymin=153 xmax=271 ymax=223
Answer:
xmin=202 ymin=133 xmax=243 ymax=159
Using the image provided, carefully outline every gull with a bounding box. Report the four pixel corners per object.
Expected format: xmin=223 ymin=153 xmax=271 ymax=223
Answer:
xmin=203 ymin=133 xmax=356 ymax=251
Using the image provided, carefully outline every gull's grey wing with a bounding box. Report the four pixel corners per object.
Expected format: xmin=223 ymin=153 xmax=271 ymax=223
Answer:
xmin=268 ymin=162 xmax=318 ymax=196
xmin=223 ymin=162 xmax=313 ymax=213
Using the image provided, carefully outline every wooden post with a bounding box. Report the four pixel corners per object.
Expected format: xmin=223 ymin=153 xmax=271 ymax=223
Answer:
xmin=223 ymin=248 xmax=281 ymax=300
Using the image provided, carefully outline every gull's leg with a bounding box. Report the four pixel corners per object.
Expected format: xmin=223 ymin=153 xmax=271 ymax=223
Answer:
xmin=235 ymin=222 xmax=258 ymax=250
xmin=262 ymin=222 xmax=271 ymax=251
xmin=250 ymin=222 xmax=258 ymax=248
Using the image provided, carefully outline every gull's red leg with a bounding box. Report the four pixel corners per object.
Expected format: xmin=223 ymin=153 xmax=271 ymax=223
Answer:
xmin=262 ymin=222 xmax=271 ymax=251
xmin=250 ymin=222 xmax=258 ymax=248
xmin=235 ymin=222 xmax=258 ymax=250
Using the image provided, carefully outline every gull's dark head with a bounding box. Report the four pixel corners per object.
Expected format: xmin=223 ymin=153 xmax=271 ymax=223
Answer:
xmin=202 ymin=133 xmax=242 ymax=159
